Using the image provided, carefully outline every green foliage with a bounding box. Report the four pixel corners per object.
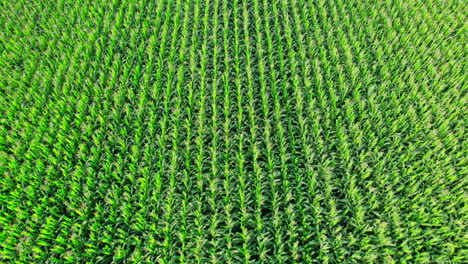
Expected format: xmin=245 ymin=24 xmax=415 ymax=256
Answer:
xmin=0 ymin=0 xmax=466 ymax=263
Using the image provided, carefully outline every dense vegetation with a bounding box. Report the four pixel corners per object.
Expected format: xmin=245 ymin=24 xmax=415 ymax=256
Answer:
xmin=1 ymin=0 xmax=466 ymax=263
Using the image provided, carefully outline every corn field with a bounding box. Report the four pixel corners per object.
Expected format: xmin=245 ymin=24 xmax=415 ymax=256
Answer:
xmin=0 ymin=0 xmax=466 ymax=263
